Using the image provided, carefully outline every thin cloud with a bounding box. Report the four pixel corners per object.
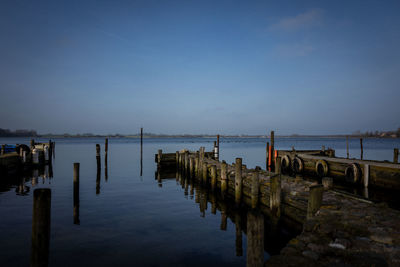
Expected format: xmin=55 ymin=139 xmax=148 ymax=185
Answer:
xmin=269 ymin=8 xmax=323 ymax=31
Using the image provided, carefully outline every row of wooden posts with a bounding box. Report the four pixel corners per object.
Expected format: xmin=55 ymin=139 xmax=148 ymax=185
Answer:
xmin=159 ymin=146 xmax=325 ymax=221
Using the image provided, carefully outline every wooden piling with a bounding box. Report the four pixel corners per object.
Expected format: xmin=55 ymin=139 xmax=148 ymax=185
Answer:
xmin=346 ymin=136 xmax=349 ymax=159
xmin=73 ymin=163 xmax=80 ymax=225
xmin=105 ymin=138 xmax=108 ymax=154
xmin=275 ymin=156 xmax=281 ymax=174
xmin=307 ymin=184 xmax=324 ymax=219
xmin=210 ymin=165 xmax=217 ymax=191
xmin=364 ymin=164 xmax=369 ymax=188
xmin=235 ymin=158 xmax=242 ymax=205
xmin=184 ymin=151 xmax=189 ymax=175
xmin=394 ymin=148 xmax=399 ymax=164
xmin=246 ymin=210 xmax=264 ymax=267
xmin=270 ymin=131 xmax=275 ymax=172
xmin=221 ymin=161 xmax=228 ymax=195
xmin=158 ymin=149 xmax=162 ymax=165
xmin=360 ymin=138 xmax=363 ymax=160
xmin=189 ymin=157 xmax=194 ymax=178
xmin=202 ymin=163 xmax=208 ymax=184
xmin=213 ymin=141 xmax=217 ymax=159
xmin=176 ymin=151 xmax=179 ymax=168
xmin=266 ymin=142 xmax=269 ymax=170
xmin=270 ymin=174 xmax=281 ymax=217
xmin=217 ymin=135 xmax=220 ymax=160
xmin=96 ymin=144 xmax=101 ymax=170
xmin=140 ymin=127 xmax=143 ymax=156
xmin=31 ymin=189 xmax=51 ymax=267
xmin=251 ymin=171 xmax=259 ymax=209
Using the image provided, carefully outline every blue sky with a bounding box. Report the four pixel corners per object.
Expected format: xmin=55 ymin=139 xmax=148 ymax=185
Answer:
xmin=0 ymin=0 xmax=399 ymax=135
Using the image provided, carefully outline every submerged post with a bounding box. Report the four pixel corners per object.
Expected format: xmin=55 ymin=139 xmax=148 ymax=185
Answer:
xmin=307 ymin=184 xmax=324 ymax=219
xmin=140 ymin=127 xmax=143 ymax=156
xmin=360 ymin=138 xmax=363 ymax=160
xmin=221 ymin=161 xmax=228 ymax=195
xmin=346 ymin=136 xmax=349 ymax=159
xmin=251 ymin=170 xmax=259 ymax=209
xmin=210 ymin=165 xmax=217 ymax=191
xmin=31 ymin=189 xmax=51 ymax=267
xmin=105 ymin=138 xmax=108 ymax=154
xmin=394 ymin=148 xmax=399 ymax=164
xmin=270 ymin=174 xmax=281 ymax=217
xmin=176 ymin=151 xmax=179 ymax=169
xmin=157 ymin=149 xmax=162 ymax=165
xmin=235 ymin=158 xmax=242 ymax=205
xmin=73 ymin=163 xmax=80 ymax=225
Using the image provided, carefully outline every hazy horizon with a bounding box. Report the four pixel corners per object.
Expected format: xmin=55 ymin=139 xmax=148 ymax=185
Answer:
xmin=1 ymin=1 xmax=399 ymax=135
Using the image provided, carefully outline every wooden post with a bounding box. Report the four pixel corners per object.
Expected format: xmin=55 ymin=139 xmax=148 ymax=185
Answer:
xmin=189 ymin=157 xmax=194 ymax=178
xmin=31 ymin=189 xmax=51 ymax=267
xmin=221 ymin=161 xmax=228 ymax=195
xmin=364 ymin=164 xmax=369 ymax=188
xmin=210 ymin=165 xmax=217 ymax=191
xmin=213 ymin=141 xmax=217 ymax=159
xmin=184 ymin=151 xmax=189 ymax=175
xmin=270 ymin=174 xmax=281 ymax=217
xmin=246 ymin=210 xmax=264 ymax=267
xmin=217 ymin=135 xmax=220 ymax=160
xmin=360 ymin=138 xmax=363 ymax=160
xmin=346 ymin=136 xmax=349 ymax=159
xmin=275 ymin=156 xmax=281 ymax=174
xmin=105 ymin=138 xmax=108 ymax=154
xmin=140 ymin=127 xmax=143 ymax=157
xmin=157 ymin=149 xmax=162 ymax=165
xmin=176 ymin=151 xmax=179 ymax=169
xmin=251 ymin=170 xmax=259 ymax=209
xmin=266 ymin=142 xmax=269 ymax=170
xmin=235 ymin=213 xmax=243 ymax=256
xmin=394 ymin=148 xmax=399 ymax=163
xmin=73 ymin=163 xmax=80 ymax=225
xmin=270 ymin=131 xmax=275 ymax=172
xmin=307 ymin=184 xmax=324 ymax=219
xmin=96 ymin=144 xmax=101 ymax=170
xmin=96 ymin=164 xmax=101 ymax=195
xmin=202 ymin=163 xmax=208 ymax=184
xmin=235 ymin=158 xmax=242 ymax=205
xmin=194 ymin=152 xmax=199 ymax=177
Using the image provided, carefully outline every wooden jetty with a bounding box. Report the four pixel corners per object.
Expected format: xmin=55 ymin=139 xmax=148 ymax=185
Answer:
xmin=156 ymin=148 xmax=400 ymax=266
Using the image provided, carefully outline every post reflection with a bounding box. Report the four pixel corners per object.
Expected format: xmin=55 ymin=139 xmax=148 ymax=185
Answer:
xmin=31 ymin=188 xmax=51 ymax=267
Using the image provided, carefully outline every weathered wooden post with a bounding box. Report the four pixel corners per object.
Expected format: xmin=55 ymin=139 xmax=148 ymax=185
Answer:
xmin=270 ymin=174 xmax=281 ymax=217
xmin=246 ymin=210 xmax=264 ymax=267
xmin=217 ymin=135 xmax=220 ymax=160
xmin=140 ymin=127 xmax=143 ymax=157
xmin=270 ymin=131 xmax=275 ymax=172
xmin=194 ymin=152 xmax=199 ymax=177
xmin=266 ymin=142 xmax=269 ymax=170
xmin=235 ymin=213 xmax=243 ymax=256
xmin=199 ymin=147 xmax=205 ymax=176
xmin=96 ymin=166 xmax=101 ymax=195
xmin=105 ymin=138 xmax=108 ymax=154
xmin=73 ymin=163 xmax=80 ymax=225
xmin=235 ymin=158 xmax=242 ymax=205
xmin=251 ymin=170 xmax=259 ymax=209
xmin=210 ymin=165 xmax=217 ymax=191
xmin=394 ymin=148 xmax=399 ymax=163
xmin=175 ymin=151 xmax=179 ymax=169
xmin=346 ymin=136 xmax=349 ymax=159
xmin=96 ymin=144 xmax=101 ymax=170
xmin=363 ymin=164 xmax=369 ymax=188
xmin=157 ymin=149 xmax=162 ymax=165
xmin=184 ymin=151 xmax=189 ymax=175
xmin=31 ymin=188 xmax=51 ymax=267
xmin=202 ymin=163 xmax=208 ymax=184
xmin=275 ymin=156 xmax=281 ymax=174
xmin=221 ymin=161 xmax=228 ymax=196
xmin=307 ymin=184 xmax=324 ymax=219
xmin=360 ymin=138 xmax=363 ymax=160
xmin=189 ymin=157 xmax=194 ymax=178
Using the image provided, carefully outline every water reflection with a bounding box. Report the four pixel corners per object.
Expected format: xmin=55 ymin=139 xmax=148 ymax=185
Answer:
xmin=31 ymin=188 xmax=51 ymax=267
xmin=155 ymin=169 xmax=301 ymax=266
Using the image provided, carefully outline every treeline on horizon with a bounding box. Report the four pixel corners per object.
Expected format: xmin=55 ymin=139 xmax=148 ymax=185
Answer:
xmin=1 ymin=128 xmax=399 ymax=138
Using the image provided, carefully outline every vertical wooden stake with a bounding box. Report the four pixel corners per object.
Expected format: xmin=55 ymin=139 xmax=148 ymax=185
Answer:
xmin=202 ymin=163 xmax=208 ymax=184
xmin=217 ymin=135 xmax=220 ymax=160
xmin=307 ymin=184 xmax=324 ymax=219
xmin=157 ymin=149 xmax=162 ymax=165
xmin=275 ymin=156 xmax=281 ymax=174
xmin=266 ymin=142 xmax=270 ymax=170
xmin=360 ymin=138 xmax=363 ymax=160
xmin=394 ymin=148 xmax=399 ymax=164
xmin=105 ymin=138 xmax=108 ymax=154
xmin=73 ymin=163 xmax=80 ymax=225
xmin=251 ymin=170 xmax=259 ymax=209
xmin=221 ymin=161 xmax=228 ymax=196
xmin=96 ymin=144 xmax=101 ymax=170
xmin=235 ymin=158 xmax=242 ymax=205
xmin=31 ymin=189 xmax=51 ymax=267
xmin=270 ymin=174 xmax=281 ymax=217
xmin=189 ymin=157 xmax=194 ymax=178
xmin=270 ymin=131 xmax=275 ymax=172
xmin=184 ymin=151 xmax=189 ymax=176
xmin=346 ymin=136 xmax=349 ymax=159
xmin=364 ymin=164 xmax=369 ymax=188
xmin=210 ymin=165 xmax=217 ymax=191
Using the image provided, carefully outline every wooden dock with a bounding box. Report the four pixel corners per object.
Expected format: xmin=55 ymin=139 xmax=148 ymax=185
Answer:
xmin=156 ymin=148 xmax=400 ymax=266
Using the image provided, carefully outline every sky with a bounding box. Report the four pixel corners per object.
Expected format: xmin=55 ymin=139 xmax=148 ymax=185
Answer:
xmin=0 ymin=0 xmax=399 ymax=135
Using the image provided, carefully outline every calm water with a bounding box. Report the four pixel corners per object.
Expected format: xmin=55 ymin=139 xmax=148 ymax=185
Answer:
xmin=0 ymin=137 xmax=399 ymax=266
